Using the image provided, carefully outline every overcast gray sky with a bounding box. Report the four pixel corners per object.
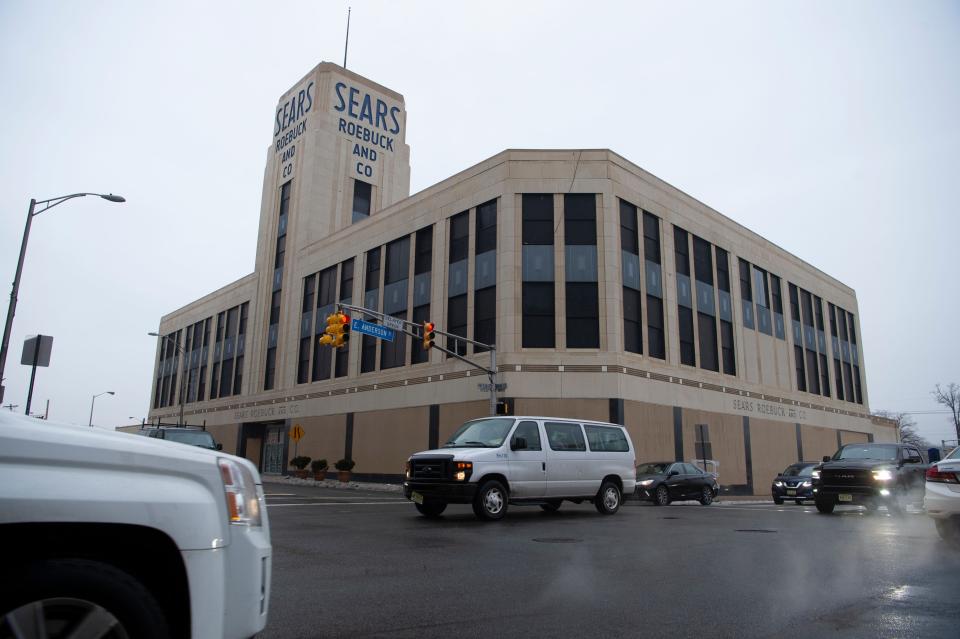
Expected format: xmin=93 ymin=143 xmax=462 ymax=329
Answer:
xmin=1 ymin=1 xmax=957 ymax=442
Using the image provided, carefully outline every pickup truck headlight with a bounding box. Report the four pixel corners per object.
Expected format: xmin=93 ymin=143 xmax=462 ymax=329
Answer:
xmin=218 ymin=458 xmax=262 ymax=527
xmin=405 ymin=461 xmax=411 ymax=480
xmin=453 ymin=461 xmax=473 ymax=481
xmin=811 ymin=469 xmax=821 ymax=479
xmin=872 ymin=469 xmax=894 ymax=482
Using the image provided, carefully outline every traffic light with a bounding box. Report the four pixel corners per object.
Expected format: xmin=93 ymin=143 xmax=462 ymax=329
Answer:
xmin=322 ymin=312 xmax=351 ymax=348
xmin=422 ymin=321 xmax=435 ymax=350
xmin=495 ymin=399 xmax=512 ymax=415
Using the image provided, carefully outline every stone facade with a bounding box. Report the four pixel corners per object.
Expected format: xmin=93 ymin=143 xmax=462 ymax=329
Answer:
xmin=146 ymin=62 xmax=894 ymax=494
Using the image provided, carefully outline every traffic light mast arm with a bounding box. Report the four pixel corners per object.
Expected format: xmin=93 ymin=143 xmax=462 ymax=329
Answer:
xmin=336 ymin=302 xmax=496 ymax=376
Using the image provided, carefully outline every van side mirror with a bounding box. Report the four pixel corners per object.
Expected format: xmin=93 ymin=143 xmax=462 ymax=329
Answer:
xmin=511 ymin=437 xmax=527 ymax=451
xmin=822 ymin=456 xmax=831 ymax=463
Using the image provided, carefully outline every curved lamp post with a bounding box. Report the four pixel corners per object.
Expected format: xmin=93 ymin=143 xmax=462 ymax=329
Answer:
xmin=148 ymin=332 xmax=186 ymax=427
xmin=0 ymin=193 xmax=125 ymax=404
xmin=88 ymin=390 xmax=115 ymax=427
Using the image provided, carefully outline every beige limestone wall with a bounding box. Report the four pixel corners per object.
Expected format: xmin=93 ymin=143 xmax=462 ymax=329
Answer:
xmin=803 ymin=425 xmax=840 ymax=461
xmin=438 ymin=401 xmax=489 ymax=446
xmin=682 ymin=409 xmax=747 ymax=485
xmin=514 ymin=398 xmax=608 ymax=424
xmin=750 ymin=419 xmax=801 ymax=495
xmin=624 ymin=401 xmax=675 ymax=463
xmin=293 ymin=414 xmax=346 ymax=466
xmin=206 ymin=424 xmax=237 ymax=455
xmin=353 ymin=406 xmax=430 ymax=475
xmin=840 ymin=430 xmax=870 ymax=446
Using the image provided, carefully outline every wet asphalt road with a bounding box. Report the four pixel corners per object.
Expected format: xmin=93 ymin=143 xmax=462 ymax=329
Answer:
xmin=260 ymin=485 xmax=960 ymax=638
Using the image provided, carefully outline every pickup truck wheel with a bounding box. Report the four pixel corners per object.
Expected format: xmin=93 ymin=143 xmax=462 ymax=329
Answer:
xmin=654 ymin=485 xmax=671 ymax=507
xmin=473 ymin=480 xmax=508 ymax=521
xmin=540 ymin=500 xmax=562 ymax=513
xmin=1 ymin=559 xmax=170 ymax=639
xmin=815 ymin=498 xmax=835 ymax=514
xmin=595 ymin=481 xmax=622 ymax=515
xmin=699 ymin=486 xmax=714 ymax=506
xmin=415 ymin=501 xmax=447 ymax=518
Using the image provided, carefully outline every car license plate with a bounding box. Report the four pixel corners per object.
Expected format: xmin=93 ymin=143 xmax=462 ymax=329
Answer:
xmin=411 ymin=491 xmax=424 ymax=505
xmin=787 ymin=489 xmax=796 ymax=496
xmin=839 ymin=493 xmax=853 ymax=502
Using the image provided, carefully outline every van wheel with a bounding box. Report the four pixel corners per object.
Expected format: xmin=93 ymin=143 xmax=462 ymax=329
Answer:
xmin=654 ymin=485 xmax=671 ymax=507
xmin=699 ymin=486 xmax=714 ymax=506
xmin=415 ymin=501 xmax=447 ymax=518
xmin=815 ymin=498 xmax=835 ymax=514
xmin=473 ymin=480 xmax=508 ymax=521
xmin=0 ymin=559 xmax=171 ymax=639
xmin=540 ymin=500 xmax=562 ymax=513
xmin=595 ymin=480 xmax=621 ymax=515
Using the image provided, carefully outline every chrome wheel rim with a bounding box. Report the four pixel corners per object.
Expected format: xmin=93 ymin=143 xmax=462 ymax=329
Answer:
xmin=603 ymin=487 xmax=619 ymax=510
xmin=2 ymin=598 xmax=129 ymax=639
xmin=657 ymin=487 xmax=668 ymax=505
xmin=484 ymin=487 xmax=504 ymax=514
xmin=703 ymin=487 xmax=712 ymax=503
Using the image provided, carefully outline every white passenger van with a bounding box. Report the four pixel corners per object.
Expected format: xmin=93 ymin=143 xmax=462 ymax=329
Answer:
xmin=403 ymin=416 xmax=636 ymax=520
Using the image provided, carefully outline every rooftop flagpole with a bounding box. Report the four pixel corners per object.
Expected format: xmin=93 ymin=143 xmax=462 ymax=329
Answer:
xmin=343 ymin=7 xmax=351 ymax=69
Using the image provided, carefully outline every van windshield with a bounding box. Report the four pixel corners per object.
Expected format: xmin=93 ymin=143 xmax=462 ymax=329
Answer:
xmin=442 ymin=418 xmax=515 ymax=448
xmin=163 ymin=430 xmax=218 ymax=449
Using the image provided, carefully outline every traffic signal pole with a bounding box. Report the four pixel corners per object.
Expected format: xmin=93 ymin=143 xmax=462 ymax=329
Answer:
xmin=335 ymin=302 xmax=499 ymax=415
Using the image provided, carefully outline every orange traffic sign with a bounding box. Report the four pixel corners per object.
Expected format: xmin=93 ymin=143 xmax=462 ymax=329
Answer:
xmin=290 ymin=424 xmax=304 ymax=442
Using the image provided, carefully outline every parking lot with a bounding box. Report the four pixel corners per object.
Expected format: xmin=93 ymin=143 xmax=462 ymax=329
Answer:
xmin=262 ymin=483 xmax=960 ymax=638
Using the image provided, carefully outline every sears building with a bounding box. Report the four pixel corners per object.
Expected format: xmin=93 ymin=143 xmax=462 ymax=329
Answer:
xmin=147 ymin=62 xmax=894 ymax=494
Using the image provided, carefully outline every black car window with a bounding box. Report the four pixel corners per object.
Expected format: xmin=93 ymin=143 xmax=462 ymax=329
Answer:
xmin=637 ymin=462 xmax=669 ymax=475
xmin=511 ymin=421 xmax=542 ymax=451
xmin=666 ymin=463 xmax=682 ymax=475
xmin=683 ymin=463 xmax=702 ymax=475
xmin=584 ymin=425 xmax=629 ymax=452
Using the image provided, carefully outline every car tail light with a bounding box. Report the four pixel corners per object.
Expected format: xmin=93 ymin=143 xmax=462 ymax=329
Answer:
xmin=925 ymin=467 xmax=959 ymax=484
xmin=219 ymin=458 xmax=263 ymax=526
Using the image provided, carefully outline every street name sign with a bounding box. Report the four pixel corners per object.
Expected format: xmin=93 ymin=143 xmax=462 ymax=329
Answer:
xmin=351 ymin=318 xmax=395 ymax=342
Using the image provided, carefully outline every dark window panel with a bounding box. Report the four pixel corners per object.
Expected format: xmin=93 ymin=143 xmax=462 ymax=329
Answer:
xmin=623 ymin=287 xmax=642 ymax=354
xmin=380 ymin=312 xmax=408 ymax=370
xmin=647 ymin=295 xmax=665 ymax=359
xmin=698 ymin=312 xmax=719 ymax=372
xmin=365 ymin=247 xmax=381 ymax=292
xmin=819 ymin=353 xmax=830 ymax=397
xmin=263 ymin=349 xmax=275 ymax=390
xmin=789 ymin=283 xmax=801 ymax=322
xmin=448 ymin=212 xmax=469 ymax=263
xmin=414 ymin=226 xmax=433 ymax=275
xmin=693 ymin=236 xmax=713 ymax=286
xmin=475 ymin=200 xmax=497 ymax=254
xmin=339 ymin=259 xmax=355 ymax=302
xmin=720 ymin=319 xmax=736 ymax=375
xmin=385 ymin=236 xmax=411 ymax=285
xmin=232 ymin=356 xmax=243 ymax=396
xmin=351 ymin=179 xmax=372 ymax=223
xmin=716 ymin=248 xmax=730 ymax=292
xmin=619 ymin=200 xmax=639 ymax=255
xmin=312 ymin=334 xmax=332 ymax=382
xmin=843 ymin=361 xmax=854 ymax=403
xmin=679 ymin=306 xmax=696 ymax=366
xmin=360 ymin=335 xmax=377 ymax=373
xmin=474 ymin=286 xmax=496 ymax=352
xmin=674 ymin=227 xmax=690 ymax=277
xmin=770 ymin=274 xmax=783 ymax=314
xmin=806 ymin=349 xmax=820 ymax=395
xmin=739 ymin=259 xmax=752 ymax=302
xmin=795 ymin=345 xmax=807 ymax=392
xmin=522 ymin=194 xmax=554 ymax=246
xmin=853 ymin=365 xmax=863 ymax=404
xmin=447 ymin=293 xmax=468 ymax=355
xmin=566 ymin=282 xmax=599 ymax=348
xmin=828 ymin=302 xmax=838 ymax=337
xmin=411 ymin=304 xmax=431 ymax=364
xmin=814 ymin=296 xmax=825 ymax=332
xmin=223 ymin=357 xmax=236 ymax=396
xmin=642 ymin=211 xmax=661 ymax=264
xmin=522 ymin=282 xmax=555 ymax=348
xmin=297 ymin=337 xmax=311 ymax=384
xmin=834 ymin=359 xmax=845 ymax=401
xmin=563 ymin=194 xmax=596 ymax=246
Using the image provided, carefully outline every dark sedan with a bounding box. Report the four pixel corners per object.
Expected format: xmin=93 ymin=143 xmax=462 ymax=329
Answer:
xmin=772 ymin=462 xmax=818 ymax=504
xmin=635 ymin=461 xmax=719 ymax=506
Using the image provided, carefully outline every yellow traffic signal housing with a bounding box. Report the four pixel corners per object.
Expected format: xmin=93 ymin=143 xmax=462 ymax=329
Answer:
xmin=322 ymin=312 xmax=351 ymax=348
xmin=422 ymin=321 xmax=435 ymax=350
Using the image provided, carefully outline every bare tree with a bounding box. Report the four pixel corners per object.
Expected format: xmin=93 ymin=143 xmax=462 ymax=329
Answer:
xmin=874 ymin=410 xmax=931 ymax=449
xmin=933 ymin=383 xmax=960 ymax=443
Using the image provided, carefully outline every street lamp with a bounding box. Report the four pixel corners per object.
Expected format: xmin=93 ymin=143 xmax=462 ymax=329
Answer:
xmin=88 ymin=391 xmax=115 ymax=427
xmin=148 ymin=331 xmax=187 ymax=427
xmin=0 ymin=192 xmax=125 ymax=404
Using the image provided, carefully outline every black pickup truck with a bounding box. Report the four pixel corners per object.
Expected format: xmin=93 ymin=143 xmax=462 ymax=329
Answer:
xmin=812 ymin=443 xmax=928 ymax=514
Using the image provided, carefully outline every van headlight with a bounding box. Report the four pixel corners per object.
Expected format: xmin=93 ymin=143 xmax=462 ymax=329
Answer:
xmin=218 ymin=458 xmax=262 ymax=527
xmin=872 ymin=468 xmax=893 ymax=482
xmin=453 ymin=461 xmax=473 ymax=481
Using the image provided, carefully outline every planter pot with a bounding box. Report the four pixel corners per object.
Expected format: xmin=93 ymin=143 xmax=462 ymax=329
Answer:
xmin=337 ymin=470 xmax=351 ymax=483
xmin=313 ymin=470 xmax=327 ymax=481
xmin=293 ymin=469 xmax=309 ymax=479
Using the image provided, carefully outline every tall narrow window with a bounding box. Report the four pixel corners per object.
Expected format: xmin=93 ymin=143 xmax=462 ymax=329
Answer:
xmin=643 ymin=211 xmax=665 ymax=359
xmin=209 ymin=313 xmax=224 ymax=401
xmin=814 ymin=296 xmax=830 ymax=397
xmin=693 ymin=235 xmax=718 ymax=372
xmin=828 ymin=303 xmax=844 ymax=401
xmin=335 ymin=259 xmax=354 ymax=378
xmin=474 ymin=200 xmax=497 ymax=352
xmin=848 ymin=311 xmax=863 ymax=404
xmin=716 ymin=247 xmax=735 ymax=375
xmin=447 ymin=212 xmax=469 ymax=356
xmin=351 ymin=179 xmax=372 ymax=223
xmin=565 ymin=194 xmax=599 ymax=348
xmin=361 ymin=247 xmax=381 ymax=373
xmin=674 ymin=227 xmax=695 ymax=366
xmin=800 ymin=289 xmax=820 ymax=395
xmin=411 ymin=227 xmax=433 ymax=365
xmin=220 ymin=306 xmax=238 ymax=398
xmin=381 ymin=236 xmax=410 ymax=370
xmin=297 ymin=275 xmax=315 ymax=384
xmin=522 ymin=194 xmax=555 ymax=348
xmin=739 ymin=258 xmax=754 ymax=329
xmin=265 ymin=181 xmax=290 ymax=391
xmin=753 ymin=266 xmax=772 ymax=336
xmin=789 ymin=283 xmax=806 ymax=392
xmin=312 ymin=267 xmax=337 ymax=381
xmin=620 ymin=200 xmax=642 ymax=354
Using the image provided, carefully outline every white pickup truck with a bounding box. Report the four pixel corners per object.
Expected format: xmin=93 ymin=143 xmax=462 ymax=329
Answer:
xmin=0 ymin=411 xmax=271 ymax=638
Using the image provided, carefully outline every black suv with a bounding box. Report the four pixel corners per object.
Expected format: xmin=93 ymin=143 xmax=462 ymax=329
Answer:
xmin=138 ymin=427 xmax=222 ymax=450
xmin=812 ymin=443 xmax=928 ymax=514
